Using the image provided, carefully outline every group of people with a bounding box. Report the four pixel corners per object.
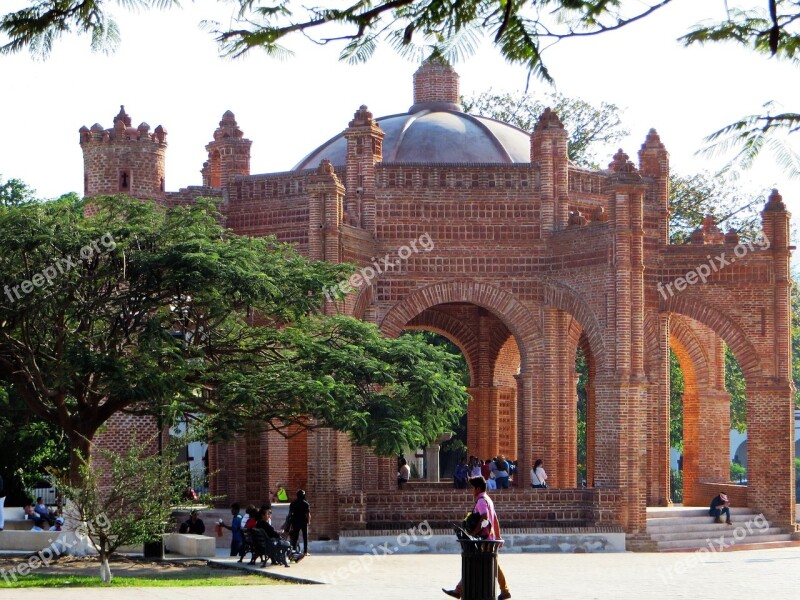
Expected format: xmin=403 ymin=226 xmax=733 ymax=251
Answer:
xmin=22 ymin=497 xmax=64 ymax=531
xmin=191 ymin=489 xmax=311 ymax=558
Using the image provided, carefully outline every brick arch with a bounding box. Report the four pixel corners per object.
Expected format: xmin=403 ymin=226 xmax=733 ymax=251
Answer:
xmin=540 ymin=281 xmax=606 ymax=372
xmin=405 ymin=308 xmax=479 ymax=385
xmin=660 ymin=296 xmax=760 ymax=384
xmin=493 ymin=335 xmax=520 ymax=387
xmin=380 ymin=280 xmax=542 ymax=372
xmin=669 ymin=315 xmax=711 ymax=388
xmin=351 ymin=284 xmax=374 ymax=320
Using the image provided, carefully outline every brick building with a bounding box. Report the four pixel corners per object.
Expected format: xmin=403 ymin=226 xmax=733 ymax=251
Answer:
xmin=84 ymin=59 xmax=796 ymax=546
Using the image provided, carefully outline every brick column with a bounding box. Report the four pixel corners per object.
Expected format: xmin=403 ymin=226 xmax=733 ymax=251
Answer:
xmin=306 ymin=427 xmax=352 ymax=540
xmin=746 ymin=381 xmax=796 ymax=528
xmin=647 ymin=313 xmax=671 ymax=506
xmin=515 ymin=372 xmax=534 ymax=487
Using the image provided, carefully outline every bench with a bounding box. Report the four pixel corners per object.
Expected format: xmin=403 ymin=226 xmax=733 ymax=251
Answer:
xmin=164 ymin=533 xmax=216 ymax=557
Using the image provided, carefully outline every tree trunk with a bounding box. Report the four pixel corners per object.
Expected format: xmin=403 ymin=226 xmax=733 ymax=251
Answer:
xmin=68 ymin=431 xmax=94 ymax=486
xmin=99 ymin=549 xmax=112 ymax=583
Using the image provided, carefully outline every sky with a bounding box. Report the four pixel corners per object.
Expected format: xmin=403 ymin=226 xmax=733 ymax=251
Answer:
xmin=0 ymin=0 xmax=797 ymax=238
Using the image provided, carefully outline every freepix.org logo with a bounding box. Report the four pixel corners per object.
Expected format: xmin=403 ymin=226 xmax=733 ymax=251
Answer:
xmin=324 ymin=233 xmax=434 ymax=302
xmin=3 ymin=233 xmax=117 ymax=305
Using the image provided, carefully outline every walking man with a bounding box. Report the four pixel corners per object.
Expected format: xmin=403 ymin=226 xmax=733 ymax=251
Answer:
xmin=287 ymin=490 xmax=311 ymax=556
xmin=443 ymin=476 xmax=511 ymax=600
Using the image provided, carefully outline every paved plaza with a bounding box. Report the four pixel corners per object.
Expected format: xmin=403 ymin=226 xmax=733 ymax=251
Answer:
xmin=6 ymin=548 xmax=800 ymax=599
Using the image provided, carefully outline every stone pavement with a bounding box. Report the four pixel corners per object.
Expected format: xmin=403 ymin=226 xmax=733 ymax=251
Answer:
xmin=6 ymin=548 xmax=800 ymax=599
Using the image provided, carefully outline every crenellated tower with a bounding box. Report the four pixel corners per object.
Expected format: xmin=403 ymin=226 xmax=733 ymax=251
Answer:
xmin=79 ymin=105 xmax=167 ymax=199
xmin=202 ymin=111 xmax=252 ymax=189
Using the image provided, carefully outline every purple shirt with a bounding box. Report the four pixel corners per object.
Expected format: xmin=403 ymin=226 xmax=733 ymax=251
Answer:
xmin=473 ymin=492 xmax=497 ymax=540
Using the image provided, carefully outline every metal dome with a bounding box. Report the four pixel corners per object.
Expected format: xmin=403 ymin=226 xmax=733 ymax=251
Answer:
xmin=293 ymin=103 xmax=532 ymax=170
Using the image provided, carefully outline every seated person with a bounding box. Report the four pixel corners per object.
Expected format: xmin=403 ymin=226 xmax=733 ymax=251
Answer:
xmin=33 ymin=497 xmax=54 ymax=526
xmin=182 ymin=486 xmax=198 ymax=502
xmin=709 ymin=492 xmax=732 ymax=525
xmin=178 ymin=509 xmax=206 ymax=534
xmin=49 ymin=516 xmax=65 ymax=532
xmin=256 ymin=507 xmax=281 ymax=540
xmin=244 ymin=505 xmax=259 ymax=529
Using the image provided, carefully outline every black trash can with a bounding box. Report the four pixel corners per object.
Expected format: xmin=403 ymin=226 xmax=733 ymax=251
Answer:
xmin=458 ymin=534 xmax=502 ymax=600
xmin=143 ymin=538 xmax=164 ymax=559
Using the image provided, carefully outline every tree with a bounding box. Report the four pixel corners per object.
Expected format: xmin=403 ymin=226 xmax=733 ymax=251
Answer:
xmin=668 ymin=172 xmax=765 ymax=244
xmin=462 ymin=90 xmax=628 ymax=168
xmin=61 ymin=436 xmax=187 ymax=582
xmin=0 ymin=195 xmax=469 ymax=482
xmin=0 ymin=175 xmax=37 ymax=207
xmin=3 ymin=2 xmax=798 ymax=172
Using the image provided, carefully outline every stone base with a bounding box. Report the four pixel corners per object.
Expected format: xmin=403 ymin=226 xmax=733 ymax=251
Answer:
xmin=314 ymin=529 xmax=625 ymax=554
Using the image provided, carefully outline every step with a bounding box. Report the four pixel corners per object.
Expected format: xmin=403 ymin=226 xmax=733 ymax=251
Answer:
xmin=645 ymin=514 xmax=757 ymax=527
xmin=646 ymin=507 xmax=753 ymax=519
xmin=650 ymin=527 xmax=784 ymax=542
xmin=659 ymin=539 xmax=800 ymax=553
xmin=655 ymin=533 xmax=792 ymax=550
xmin=647 ymin=521 xmax=767 ymax=535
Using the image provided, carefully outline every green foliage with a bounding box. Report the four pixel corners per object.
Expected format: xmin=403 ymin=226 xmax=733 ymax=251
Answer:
xmin=730 ymin=461 xmax=746 ymax=482
xmin=679 ymin=2 xmax=800 ymax=176
xmin=725 ymin=344 xmax=748 ymax=433
xmin=0 ymin=1 xmax=674 ymax=83
xmin=60 ymin=435 xmax=188 ymax=582
xmin=0 ymin=195 xmax=468 ymax=478
xmin=669 ymin=349 xmax=684 ymax=452
xmin=670 ymin=469 xmax=683 ymax=504
xmin=791 ymin=279 xmax=800 ymax=407
xmin=0 ymin=380 xmax=69 ymax=503
xmin=461 ymin=90 xmax=628 ymax=168
xmin=0 ymin=175 xmax=37 ymax=207
xmin=575 ymin=346 xmax=588 ymax=484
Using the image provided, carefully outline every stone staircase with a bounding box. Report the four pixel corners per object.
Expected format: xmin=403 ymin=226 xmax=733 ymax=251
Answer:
xmin=646 ymin=506 xmax=799 ymax=552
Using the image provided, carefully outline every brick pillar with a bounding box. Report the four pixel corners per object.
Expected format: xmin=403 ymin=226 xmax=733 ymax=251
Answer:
xmin=746 ymin=381 xmax=796 ymax=528
xmin=306 ymin=427 xmax=352 ymax=540
xmin=531 ymin=108 xmax=569 ymax=234
xmin=344 ymin=105 xmax=384 ymax=231
xmin=647 ymin=313 xmax=671 ymax=506
xmin=467 ymin=387 xmax=501 ymax=461
xmin=541 ymin=307 xmax=561 ymax=486
xmin=515 ymin=372 xmax=534 ymax=487
xmin=638 ymin=129 xmax=670 ymax=246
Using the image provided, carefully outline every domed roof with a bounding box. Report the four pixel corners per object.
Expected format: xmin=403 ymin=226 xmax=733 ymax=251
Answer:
xmin=293 ymin=108 xmax=532 ymax=170
xmin=293 ymin=59 xmax=531 ymax=170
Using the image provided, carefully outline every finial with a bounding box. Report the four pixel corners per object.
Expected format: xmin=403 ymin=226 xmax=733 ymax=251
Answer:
xmin=114 ymin=105 xmax=132 ymax=127
xmin=349 ymin=105 xmax=375 ymax=127
xmin=764 ymin=188 xmax=786 ymax=211
xmin=534 ymin=107 xmax=564 ymax=132
xmin=641 ymin=128 xmax=666 ymax=151
xmin=609 ymin=148 xmax=637 ymax=173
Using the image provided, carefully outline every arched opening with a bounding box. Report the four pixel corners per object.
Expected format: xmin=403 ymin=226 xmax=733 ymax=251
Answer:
xmin=399 ymin=329 xmax=470 ymax=481
xmin=668 ymin=314 xmax=747 ymax=506
xmin=402 ymin=303 xmax=521 ymax=467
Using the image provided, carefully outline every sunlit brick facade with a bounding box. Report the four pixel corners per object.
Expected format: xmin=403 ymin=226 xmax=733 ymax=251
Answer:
xmin=84 ymin=59 xmax=796 ymax=546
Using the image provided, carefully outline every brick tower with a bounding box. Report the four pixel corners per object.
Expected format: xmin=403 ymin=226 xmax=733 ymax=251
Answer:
xmin=79 ymin=106 xmax=167 ymax=199
xmin=202 ymin=111 xmax=252 ymax=188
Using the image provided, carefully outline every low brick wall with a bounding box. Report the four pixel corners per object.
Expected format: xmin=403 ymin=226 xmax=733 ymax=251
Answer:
xmin=339 ymin=488 xmax=624 ymax=531
xmin=690 ymin=482 xmax=747 ymax=509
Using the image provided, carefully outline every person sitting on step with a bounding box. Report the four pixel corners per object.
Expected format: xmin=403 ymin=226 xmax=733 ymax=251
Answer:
xmin=709 ymin=492 xmax=733 ymax=525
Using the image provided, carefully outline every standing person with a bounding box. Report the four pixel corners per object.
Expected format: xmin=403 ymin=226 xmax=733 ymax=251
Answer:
xmin=442 ymin=476 xmax=511 ymax=600
xmin=470 ymin=458 xmax=483 ymax=479
xmin=709 ymin=492 xmax=733 ymax=525
xmin=287 ymin=490 xmax=311 ymax=556
xmin=397 ymin=457 xmax=411 ymax=489
xmin=531 ymin=459 xmax=548 ymax=488
xmin=0 ymin=473 xmax=5 ymax=531
xmin=219 ymin=502 xmax=245 ymax=556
